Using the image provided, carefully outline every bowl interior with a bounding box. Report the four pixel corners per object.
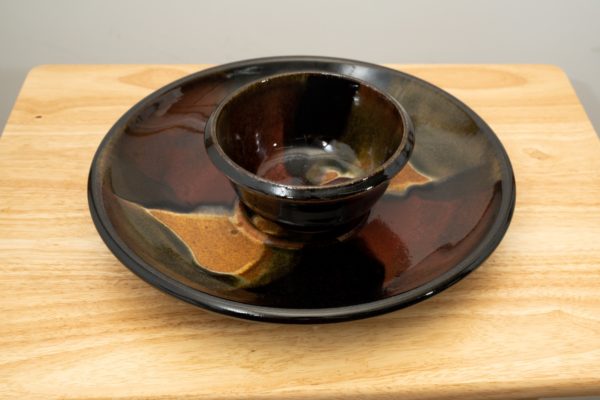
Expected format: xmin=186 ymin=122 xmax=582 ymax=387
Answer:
xmin=214 ymin=73 xmax=405 ymax=187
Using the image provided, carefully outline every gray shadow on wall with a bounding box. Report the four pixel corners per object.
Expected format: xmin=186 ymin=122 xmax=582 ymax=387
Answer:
xmin=571 ymin=79 xmax=600 ymax=138
xmin=0 ymin=68 xmax=28 ymax=135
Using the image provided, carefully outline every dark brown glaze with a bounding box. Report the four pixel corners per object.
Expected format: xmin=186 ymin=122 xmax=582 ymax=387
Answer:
xmin=211 ymin=73 xmax=404 ymax=180
xmin=204 ymin=72 xmax=414 ymax=234
xmin=90 ymin=57 xmax=515 ymax=322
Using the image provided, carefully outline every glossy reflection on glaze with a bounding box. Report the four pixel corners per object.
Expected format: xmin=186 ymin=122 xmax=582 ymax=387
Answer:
xmin=211 ymin=72 xmax=404 ymax=185
xmin=90 ymin=57 xmax=515 ymax=322
xmin=204 ymin=72 xmax=413 ymax=235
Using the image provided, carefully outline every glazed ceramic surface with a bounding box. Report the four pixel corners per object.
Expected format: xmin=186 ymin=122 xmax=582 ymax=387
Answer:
xmin=88 ymin=56 xmax=515 ymax=323
xmin=205 ymin=71 xmax=414 ymax=235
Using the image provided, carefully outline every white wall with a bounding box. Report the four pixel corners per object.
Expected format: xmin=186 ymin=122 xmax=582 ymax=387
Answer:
xmin=1 ymin=0 xmax=599 ymax=134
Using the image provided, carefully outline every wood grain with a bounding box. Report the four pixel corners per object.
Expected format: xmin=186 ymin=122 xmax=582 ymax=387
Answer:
xmin=1 ymin=64 xmax=599 ymax=400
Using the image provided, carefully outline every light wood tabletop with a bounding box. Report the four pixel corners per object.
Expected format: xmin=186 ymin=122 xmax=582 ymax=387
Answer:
xmin=0 ymin=64 xmax=599 ymax=400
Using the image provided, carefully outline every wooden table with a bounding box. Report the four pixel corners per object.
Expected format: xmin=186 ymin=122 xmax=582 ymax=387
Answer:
xmin=1 ymin=65 xmax=599 ymax=400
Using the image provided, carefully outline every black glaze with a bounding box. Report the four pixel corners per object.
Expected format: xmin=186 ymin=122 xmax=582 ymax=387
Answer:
xmin=205 ymin=72 xmax=413 ymax=234
xmin=88 ymin=56 xmax=516 ymax=323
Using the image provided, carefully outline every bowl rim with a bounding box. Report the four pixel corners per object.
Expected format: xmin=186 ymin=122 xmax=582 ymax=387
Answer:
xmin=204 ymin=70 xmax=415 ymax=200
